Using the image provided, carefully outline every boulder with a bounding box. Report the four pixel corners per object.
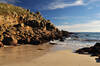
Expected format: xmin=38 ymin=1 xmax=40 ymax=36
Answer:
xmin=2 ymin=37 xmax=18 ymax=46
xmin=94 ymin=43 xmax=100 ymax=47
xmin=0 ymin=42 xmax=4 ymax=47
xmin=32 ymin=40 xmax=41 ymax=45
xmin=2 ymin=37 xmax=13 ymax=45
xmin=76 ymin=43 xmax=100 ymax=56
xmin=75 ymin=47 xmax=90 ymax=54
xmin=10 ymin=39 xmax=18 ymax=46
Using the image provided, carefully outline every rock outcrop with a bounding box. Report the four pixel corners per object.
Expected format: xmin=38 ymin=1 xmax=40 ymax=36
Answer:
xmin=0 ymin=3 xmax=69 ymax=47
xmin=75 ymin=43 xmax=100 ymax=59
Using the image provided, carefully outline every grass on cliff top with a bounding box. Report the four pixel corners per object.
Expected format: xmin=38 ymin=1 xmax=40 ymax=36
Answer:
xmin=0 ymin=3 xmax=30 ymax=16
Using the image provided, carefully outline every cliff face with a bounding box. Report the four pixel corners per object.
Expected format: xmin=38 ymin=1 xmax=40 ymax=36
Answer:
xmin=0 ymin=3 xmax=69 ymax=46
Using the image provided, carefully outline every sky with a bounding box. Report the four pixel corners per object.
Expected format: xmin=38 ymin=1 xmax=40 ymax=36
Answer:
xmin=1 ymin=0 xmax=100 ymax=32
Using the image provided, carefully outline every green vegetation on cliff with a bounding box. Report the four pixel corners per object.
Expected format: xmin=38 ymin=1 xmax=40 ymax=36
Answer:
xmin=0 ymin=3 xmax=29 ymax=15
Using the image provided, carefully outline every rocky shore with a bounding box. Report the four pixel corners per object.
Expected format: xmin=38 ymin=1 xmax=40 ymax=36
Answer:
xmin=0 ymin=3 xmax=69 ymax=47
xmin=76 ymin=43 xmax=100 ymax=61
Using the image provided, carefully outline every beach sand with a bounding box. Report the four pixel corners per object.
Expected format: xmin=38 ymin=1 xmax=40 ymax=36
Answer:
xmin=3 ymin=50 xmax=100 ymax=66
xmin=0 ymin=44 xmax=52 ymax=66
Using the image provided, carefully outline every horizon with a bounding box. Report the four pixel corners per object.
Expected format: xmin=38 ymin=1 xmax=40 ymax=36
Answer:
xmin=70 ymin=32 xmax=100 ymax=33
xmin=1 ymin=0 xmax=100 ymax=32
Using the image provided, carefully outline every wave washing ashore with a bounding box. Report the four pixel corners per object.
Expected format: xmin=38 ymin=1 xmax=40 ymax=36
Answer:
xmin=51 ymin=32 xmax=100 ymax=51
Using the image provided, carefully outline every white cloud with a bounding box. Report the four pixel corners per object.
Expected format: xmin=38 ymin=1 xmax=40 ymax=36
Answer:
xmin=47 ymin=0 xmax=85 ymax=10
xmin=57 ymin=20 xmax=100 ymax=32
xmin=45 ymin=0 xmax=100 ymax=10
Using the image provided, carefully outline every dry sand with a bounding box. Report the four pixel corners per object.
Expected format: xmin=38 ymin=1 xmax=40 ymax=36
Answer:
xmin=2 ymin=50 xmax=100 ymax=66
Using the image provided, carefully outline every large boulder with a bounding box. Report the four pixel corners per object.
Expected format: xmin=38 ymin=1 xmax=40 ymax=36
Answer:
xmin=76 ymin=43 xmax=100 ymax=57
xmin=2 ymin=37 xmax=18 ymax=46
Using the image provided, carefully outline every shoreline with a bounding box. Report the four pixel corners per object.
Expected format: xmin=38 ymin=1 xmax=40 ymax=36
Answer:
xmin=0 ymin=40 xmax=100 ymax=66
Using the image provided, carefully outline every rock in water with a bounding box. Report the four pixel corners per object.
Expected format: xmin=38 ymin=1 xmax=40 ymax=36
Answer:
xmin=76 ymin=43 xmax=100 ymax=59
xmin=94 ymin=43 xmax=100 ymax=47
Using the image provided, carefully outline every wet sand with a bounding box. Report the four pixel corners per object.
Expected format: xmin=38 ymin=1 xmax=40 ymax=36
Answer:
xmin=0 ymin=43 xmax=52 ymax=66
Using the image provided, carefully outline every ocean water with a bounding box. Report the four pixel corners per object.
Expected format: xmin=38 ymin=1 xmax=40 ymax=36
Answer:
xmin=71 ymin=32 xmax=100 ymax=41
xmin=51 ymin=32 xmax=100 ymax=51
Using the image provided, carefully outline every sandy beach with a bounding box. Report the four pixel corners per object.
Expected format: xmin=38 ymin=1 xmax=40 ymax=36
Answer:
xmin=0 ymin=44 xmax=52 ymax=66
xmin=2 ymin=50 xmax=100 ymax=66
xmin=1 ymin=1 xmax=100 ymax=66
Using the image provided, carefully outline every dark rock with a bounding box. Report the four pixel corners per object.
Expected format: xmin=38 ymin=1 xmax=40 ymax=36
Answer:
xmin=75 ymin=47 xmax=90 ymax=54
xmin=59 ymin=37 xmax=65 ymax=42
xmin=49 ymin=43 xmax=57 ymax=45
xmin=2 ymin=37 xmax=13 ymax=45
xmin=76 ymin=42 xmax=100 ymax=59
xmin=94 ymin=43 xmax=100 ymax=47
xmin=31 ymin=39 xmax=41 ymax=45
xmin=2 ymin=37 xmax=18 ymax=46
xmin=36 ymin=11 xmax=40 ymax=15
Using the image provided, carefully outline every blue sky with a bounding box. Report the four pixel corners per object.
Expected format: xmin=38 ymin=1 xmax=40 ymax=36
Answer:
xmin=1 ymin=0 xmax=100 ymax=32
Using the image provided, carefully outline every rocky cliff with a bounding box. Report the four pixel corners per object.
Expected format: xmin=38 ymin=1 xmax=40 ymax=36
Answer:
xmin=0 ymin=3 xmax=69 ymax=47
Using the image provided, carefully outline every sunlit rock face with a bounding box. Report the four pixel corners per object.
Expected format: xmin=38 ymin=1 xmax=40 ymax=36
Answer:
xmin=0 ymin=3 xmax=69 ymax=46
